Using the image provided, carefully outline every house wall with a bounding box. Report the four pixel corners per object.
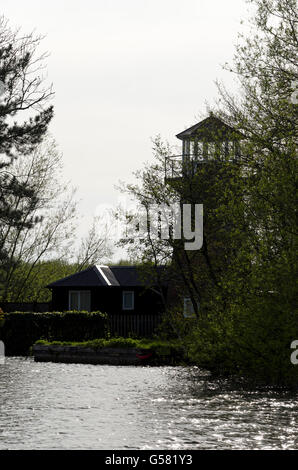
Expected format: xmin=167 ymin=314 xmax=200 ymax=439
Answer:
xmin=50 ymin=286 xmax=166 ymax=314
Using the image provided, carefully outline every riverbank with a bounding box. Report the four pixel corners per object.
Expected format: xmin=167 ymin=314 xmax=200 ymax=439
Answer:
xmin=32 ymin=337 xmax=186 ymax=366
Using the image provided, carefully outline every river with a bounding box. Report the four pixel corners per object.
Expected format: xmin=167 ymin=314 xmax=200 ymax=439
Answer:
xmin=0 ymin=357 xmax=297 ymax=449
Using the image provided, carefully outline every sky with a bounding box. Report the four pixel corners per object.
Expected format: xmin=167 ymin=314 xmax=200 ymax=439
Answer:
xmin=1 ymin=0 xmax=252 ymax=261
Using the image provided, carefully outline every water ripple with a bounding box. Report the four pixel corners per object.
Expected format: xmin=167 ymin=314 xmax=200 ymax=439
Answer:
xmin=0 ymin=358 xmax=297 ymax=449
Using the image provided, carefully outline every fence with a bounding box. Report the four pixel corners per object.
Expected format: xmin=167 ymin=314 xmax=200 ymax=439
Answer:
xmin=108 ymin=314 xmax=162 ymax=338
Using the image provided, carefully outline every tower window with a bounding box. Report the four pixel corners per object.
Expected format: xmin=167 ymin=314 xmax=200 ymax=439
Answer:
xmin=183 ymin=297 xmax=199 ymax=318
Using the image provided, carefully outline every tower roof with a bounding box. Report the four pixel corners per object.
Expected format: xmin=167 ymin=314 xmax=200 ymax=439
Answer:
xmin=176 ymin=115 xmax=244 ymax=141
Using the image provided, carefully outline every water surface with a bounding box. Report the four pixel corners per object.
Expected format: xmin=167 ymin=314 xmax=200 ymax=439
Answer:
xmin=0 ymin=358 xmax=297 ymax=449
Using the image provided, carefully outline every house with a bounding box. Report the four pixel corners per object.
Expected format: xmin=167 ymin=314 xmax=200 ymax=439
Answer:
xmin=46 ymin=265 xmax=167 ymax=314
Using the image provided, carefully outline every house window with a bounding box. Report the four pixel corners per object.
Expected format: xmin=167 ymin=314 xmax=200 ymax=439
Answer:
xmin=122 ymin=291 xmax=134 ymax=310
xmin=69 ymin=290 xmax=91 ymax=312
xmin=183 ymin=297 xmax=198 ymax=318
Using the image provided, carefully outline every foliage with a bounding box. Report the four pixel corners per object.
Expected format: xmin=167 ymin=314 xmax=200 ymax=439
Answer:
xmin=0 ymin=137 xmax=77 ymax=301
xmin=0 ymin=17 xmax=54 ymax=287
xmin=5 ymin=259 xmax=78 ymax=302
xmin=34 ymin=336 xmax=185 ymax=360
xmin=0 ymin=17 xmax=113 ymax=302
xmin=0 ymin=311 xmax=108 ymax=355
xmin=187 ymin=300 xmax=298 ymax=388
xmin=118 ymin=0 xmax=298 ymax=387
xmin=206 ymin=0 xmax=298 ymax=386
xmin=0 ymin=137 xmax=113 ymax=302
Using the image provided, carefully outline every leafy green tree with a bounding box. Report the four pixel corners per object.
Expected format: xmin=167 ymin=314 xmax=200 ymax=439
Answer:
xmin=119 ymin=0 xmax=298 ymax=386
xmin=190 ymin=0 xmax=298 ymax=386
xmin=9 ymin=259 xmax=76 ymax=302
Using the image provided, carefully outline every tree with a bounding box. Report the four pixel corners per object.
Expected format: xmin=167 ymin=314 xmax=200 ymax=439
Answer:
xmin=190 ymin=0 xmax=298 ymax=386
xmin=118 ymin=0 xmax=298 ymax=386
xmin=1 ymin=137 xmax=113 ymax=302
xmin=0 ymin=16 xmax=54 ymax=289
xmin=214 ymin=0 xmax=297 ymax=331
xmin=117 ymin=135 xmax=206 ymax=320
xmin=1 ymin=136 xmax=76 ymax=301
xmin=74 ymin=216 xmax=113 ymax=272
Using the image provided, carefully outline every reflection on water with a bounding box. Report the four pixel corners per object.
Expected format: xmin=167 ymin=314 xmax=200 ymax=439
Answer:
xmin=0 ymin=357 xmax=297 ymax=449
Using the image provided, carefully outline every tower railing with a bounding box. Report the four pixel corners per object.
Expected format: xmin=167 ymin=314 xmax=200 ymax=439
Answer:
xmin=165 ymin=152 xmax=240 ymax=180
xmin=165 ymin=154 xmax=208 ymax=180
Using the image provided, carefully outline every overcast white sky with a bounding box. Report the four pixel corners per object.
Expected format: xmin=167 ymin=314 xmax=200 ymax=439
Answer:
xmin=1 ymin=0 xmax=252 ymax=260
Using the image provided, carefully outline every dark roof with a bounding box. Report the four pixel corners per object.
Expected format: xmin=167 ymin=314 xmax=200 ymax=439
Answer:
xmin=46 ymin=265 xmax=166 ymax=288
xmin=176 ymin=115 xmax=244 ymax=141
xmin=100 ymin=266 xmax=120 ymax=286
xmin=110 ymin=266 xmax=140 ymax=286
xmin=46 ymin=266 xmax=105 ymax=288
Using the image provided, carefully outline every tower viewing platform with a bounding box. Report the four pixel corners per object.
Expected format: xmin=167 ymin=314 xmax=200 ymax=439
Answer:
xmin=165 ymin=154 xmax=209 ymax=180
xmin=165 ymin=114 xmax=244 ymax=181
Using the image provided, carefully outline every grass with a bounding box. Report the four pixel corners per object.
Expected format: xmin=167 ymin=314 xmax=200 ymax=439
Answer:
xmin=34 ymin=337 xmax=185 ymax=358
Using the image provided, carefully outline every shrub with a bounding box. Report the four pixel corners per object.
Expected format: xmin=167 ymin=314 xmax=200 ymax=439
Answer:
xmin=0 ymin=311 xmax=108 ymax=355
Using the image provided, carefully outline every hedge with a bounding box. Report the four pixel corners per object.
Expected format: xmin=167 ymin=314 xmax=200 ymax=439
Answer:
xmin=0 ymin=311 xmax=108 ymax=355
